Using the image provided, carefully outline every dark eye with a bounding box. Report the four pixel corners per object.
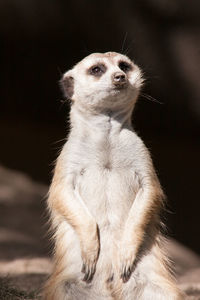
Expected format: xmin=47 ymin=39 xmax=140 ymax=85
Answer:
xmin=91 ymin=66 xmax=101 ymax=74
xmin=88 ymin=64 xmax=107 ymax=77
xmin=119 ymin=61 xmax=132 ymax=73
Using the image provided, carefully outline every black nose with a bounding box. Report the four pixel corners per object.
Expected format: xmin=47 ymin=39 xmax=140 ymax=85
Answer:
xmin=112 ymin=72 xmax=126 ymax=85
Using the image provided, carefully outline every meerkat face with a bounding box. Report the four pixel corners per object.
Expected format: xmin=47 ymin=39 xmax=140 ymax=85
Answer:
xmin=62 ymin=52 xmax=143 ymax=111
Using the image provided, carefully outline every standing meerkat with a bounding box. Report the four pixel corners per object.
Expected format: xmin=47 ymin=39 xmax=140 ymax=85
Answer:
xmin=44 ymin=52 xmax=184 ymax=299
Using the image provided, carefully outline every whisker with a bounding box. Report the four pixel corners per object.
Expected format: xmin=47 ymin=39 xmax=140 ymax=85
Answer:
xmin=124 ymin=43 xmax=133 ymax=56
xmin=52 ymin=138 xmax=67 ymax=146
xmin=123 ymin=37 xmax=135 ymax=56
xmin=141 ymin=93 xmax=163 ymax=105
xmin=121 ymin=32 xmax=128 ymax=54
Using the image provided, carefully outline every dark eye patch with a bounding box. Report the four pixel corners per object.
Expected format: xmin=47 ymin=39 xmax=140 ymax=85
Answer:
xmin=88 ymin=63 xmax=107 ymax=77
xmin=118 ymin=61 xmax=133 ymax=73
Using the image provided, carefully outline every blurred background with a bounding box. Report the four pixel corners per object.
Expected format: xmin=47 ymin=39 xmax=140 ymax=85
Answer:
xmin=0 ymin=0 xmax=199 ymax=254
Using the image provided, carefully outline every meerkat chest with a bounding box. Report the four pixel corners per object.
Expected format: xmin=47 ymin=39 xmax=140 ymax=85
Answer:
xmin=64 ymin=128 xmax=141 ymax=225
xmin=80 ymin=130 xmax=135 ymax=171
xmin=77 ymin=132 xmax=140 ymax=225
xmin=68 ymin=127 xmax=141 ymax=189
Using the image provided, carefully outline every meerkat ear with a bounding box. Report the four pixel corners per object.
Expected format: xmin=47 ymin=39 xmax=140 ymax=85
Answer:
xmin=60 ymin=73 xmax=74 ymax=100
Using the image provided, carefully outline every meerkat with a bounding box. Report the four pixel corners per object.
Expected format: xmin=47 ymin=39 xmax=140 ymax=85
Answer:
xmin=43 ymin=52 xmax=184 ymax=300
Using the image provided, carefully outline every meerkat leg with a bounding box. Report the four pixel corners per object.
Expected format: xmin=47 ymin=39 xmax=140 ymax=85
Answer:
xmin=44 ymin=174 xmax=100 ymax=299
xmin=142 ymin=242 xmax=184 ymax=299
xmin=119 ymin=177 xmax=163 ymax=282
xmin=48 ymin=171 xmax=100 ymax=283
xmin=121 ymin=238 xmax=184 ymax=300
xmin=43 ymin=275 xmax=68 ymax=300
xmin=126 ymin=282 xmax=183 ymax=300
xmin=139 ymin=281 xmax=184 ymax=300
xmin=118 ymin=174 xmax=184 ymax=298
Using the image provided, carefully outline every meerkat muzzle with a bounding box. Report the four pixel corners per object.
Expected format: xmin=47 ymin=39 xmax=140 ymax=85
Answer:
xmin=112 ymin=72 xmax=127 ymax=87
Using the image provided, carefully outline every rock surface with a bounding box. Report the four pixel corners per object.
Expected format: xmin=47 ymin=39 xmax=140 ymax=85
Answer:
xmin=0 ymin=165 xmax=199 ymax=299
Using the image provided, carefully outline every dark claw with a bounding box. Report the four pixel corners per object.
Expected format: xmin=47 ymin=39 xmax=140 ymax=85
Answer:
xmin=125 ymin=267 xmax=131 ymax=282
xmin=127 ymin=267 xmax=131 ymax=277
xmin=82 ymin=265 xmax=95 ymax=283
xmin=83 ymin=271 xmax=92 ymax=283
xmin=121 ymin=265 xmax=133 ymax=283
xmin=120 ymin=265 xmax=125 ymax=282
xmin=81 ymin=263 xmax=86 ymax=273
xmin=120 ymin=271 xmax=125 ymax=283
xmin=83 ymin=272 xmax=89 ymax=282
xmin=106 ymin=273 xmax=114 ymax=283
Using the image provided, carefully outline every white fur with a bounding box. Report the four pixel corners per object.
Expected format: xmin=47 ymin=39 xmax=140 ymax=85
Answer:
xmin=44 ymin=52 xmax=184 ymax=299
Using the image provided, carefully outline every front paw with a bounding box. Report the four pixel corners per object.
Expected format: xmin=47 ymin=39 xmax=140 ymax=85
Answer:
xmin=119 ymin=246 xmax=137 ymax=283
xmin=81 ymin=248 xmax=99 ymax=283
xmin=80 ymin=224 xmax=100 ymax=283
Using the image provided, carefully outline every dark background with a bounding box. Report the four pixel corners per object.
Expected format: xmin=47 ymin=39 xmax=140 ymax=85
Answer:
xmin=0 ymin=0 xmax=200 ymax=253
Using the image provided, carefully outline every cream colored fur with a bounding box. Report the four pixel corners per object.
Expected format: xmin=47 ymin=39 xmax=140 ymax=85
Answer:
xmin=43 ymin=52 xmax=184 ymax=299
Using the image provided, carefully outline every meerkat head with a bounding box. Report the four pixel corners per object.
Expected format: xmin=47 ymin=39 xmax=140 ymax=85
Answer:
xmin=61 ymin=52 xmax=143 ymax=112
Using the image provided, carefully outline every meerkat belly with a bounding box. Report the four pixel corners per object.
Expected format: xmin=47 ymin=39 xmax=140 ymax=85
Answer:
xmin=74 ymin=162 xmax=140 ymax=279
xmin=76 ymin=164 xmax=139 ymax=230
